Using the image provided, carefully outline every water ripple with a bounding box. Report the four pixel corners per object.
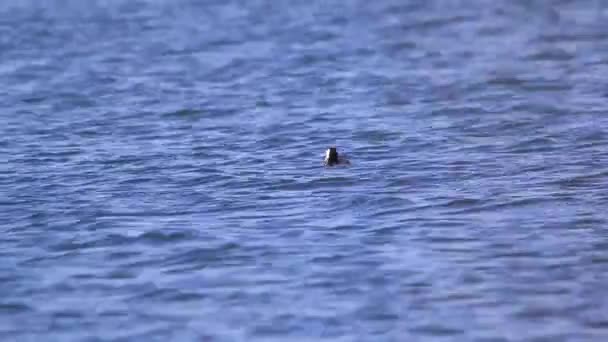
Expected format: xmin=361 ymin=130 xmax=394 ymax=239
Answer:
xmin=2 ymin=0 xmax=608 ymax=341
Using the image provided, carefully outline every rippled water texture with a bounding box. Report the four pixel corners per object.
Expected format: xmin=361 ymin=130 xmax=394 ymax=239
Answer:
xmin=2 ymin=0 xmax=608 ymax=341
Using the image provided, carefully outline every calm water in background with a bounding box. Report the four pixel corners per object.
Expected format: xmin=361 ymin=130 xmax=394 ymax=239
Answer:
xmin=2 ymin=0 xmax=608 ymax=341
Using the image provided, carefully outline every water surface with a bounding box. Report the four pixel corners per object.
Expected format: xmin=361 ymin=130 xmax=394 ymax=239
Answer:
xmin=2 ymin=1 xmax=608 ymax=341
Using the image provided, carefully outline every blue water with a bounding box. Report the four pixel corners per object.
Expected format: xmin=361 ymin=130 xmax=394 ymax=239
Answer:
xmin=2 ymin=1 xmax=608 ymax=341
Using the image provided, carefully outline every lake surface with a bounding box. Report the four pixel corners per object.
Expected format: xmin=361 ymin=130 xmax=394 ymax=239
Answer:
xmin=2 ymin=0 xmax=608 ymax=341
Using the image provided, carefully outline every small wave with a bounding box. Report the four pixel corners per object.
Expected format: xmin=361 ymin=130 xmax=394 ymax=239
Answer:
xmin=162 ymin=108 xmax=203 ymax=118
xmin=0 ymin=302 xmax=32 ymax=314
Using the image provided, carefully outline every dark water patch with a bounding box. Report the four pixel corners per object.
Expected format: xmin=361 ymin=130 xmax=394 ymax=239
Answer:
xmin=451 ymin=196 xmax=567 ymax=214
xmin=422 ymin=235 xmax=480 ymax=245
xmin=523 ymin=48 xmax=574 ymax=62
xmin=582 ymin=317 xmax=608 ymax=329
xmin=137 ymin=229 xmax=198 ymax=245
xmin=21 ymin=96 xmax=46 ymax=104
xmin=352 ymin=129 xmax=402 ymax=144
xmin=48 ymin=239 xmax=101 ymax=253
xmin=569 ymin=216 xmax=606 ymax=228
xmin=52 ymin=309 xmax=84 ymax=319
xmin=162 ymin=242 xmax=243 ymax=268
xmin=161 ymin=108 xmax=204 ymax=119
xmin=105 ymin=250 xmax=142 ymax=261
xmin=400 ymin=14 xmax=478 ymax=32
xmin=576 ymin=130 xmax=607 ymax=146
xmin=96 ymin=210 xmax=199 ymax=218
xmin=441 ymin=197 xmax=484 ymax=209
xmin=552 ymin=170 xmax=608 ymax=190
xmin=104 ymin=269 xmax=138 ymax=280
xmin=488 ymin=249 xmax=544 ymax=260
xmin=504 ymin=136 xmax=559 ymax=153
xmin=536 ymin=32 xmax=608 ymax=44
xmin=0 ymin=302 xmax=32 ymax=314
xmin=409 ymin=324 xmax=465 ymax=337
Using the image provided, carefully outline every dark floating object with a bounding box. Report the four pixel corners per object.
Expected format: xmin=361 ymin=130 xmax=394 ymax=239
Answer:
xmin=324 ymin=147 xmax=351 ymax=166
